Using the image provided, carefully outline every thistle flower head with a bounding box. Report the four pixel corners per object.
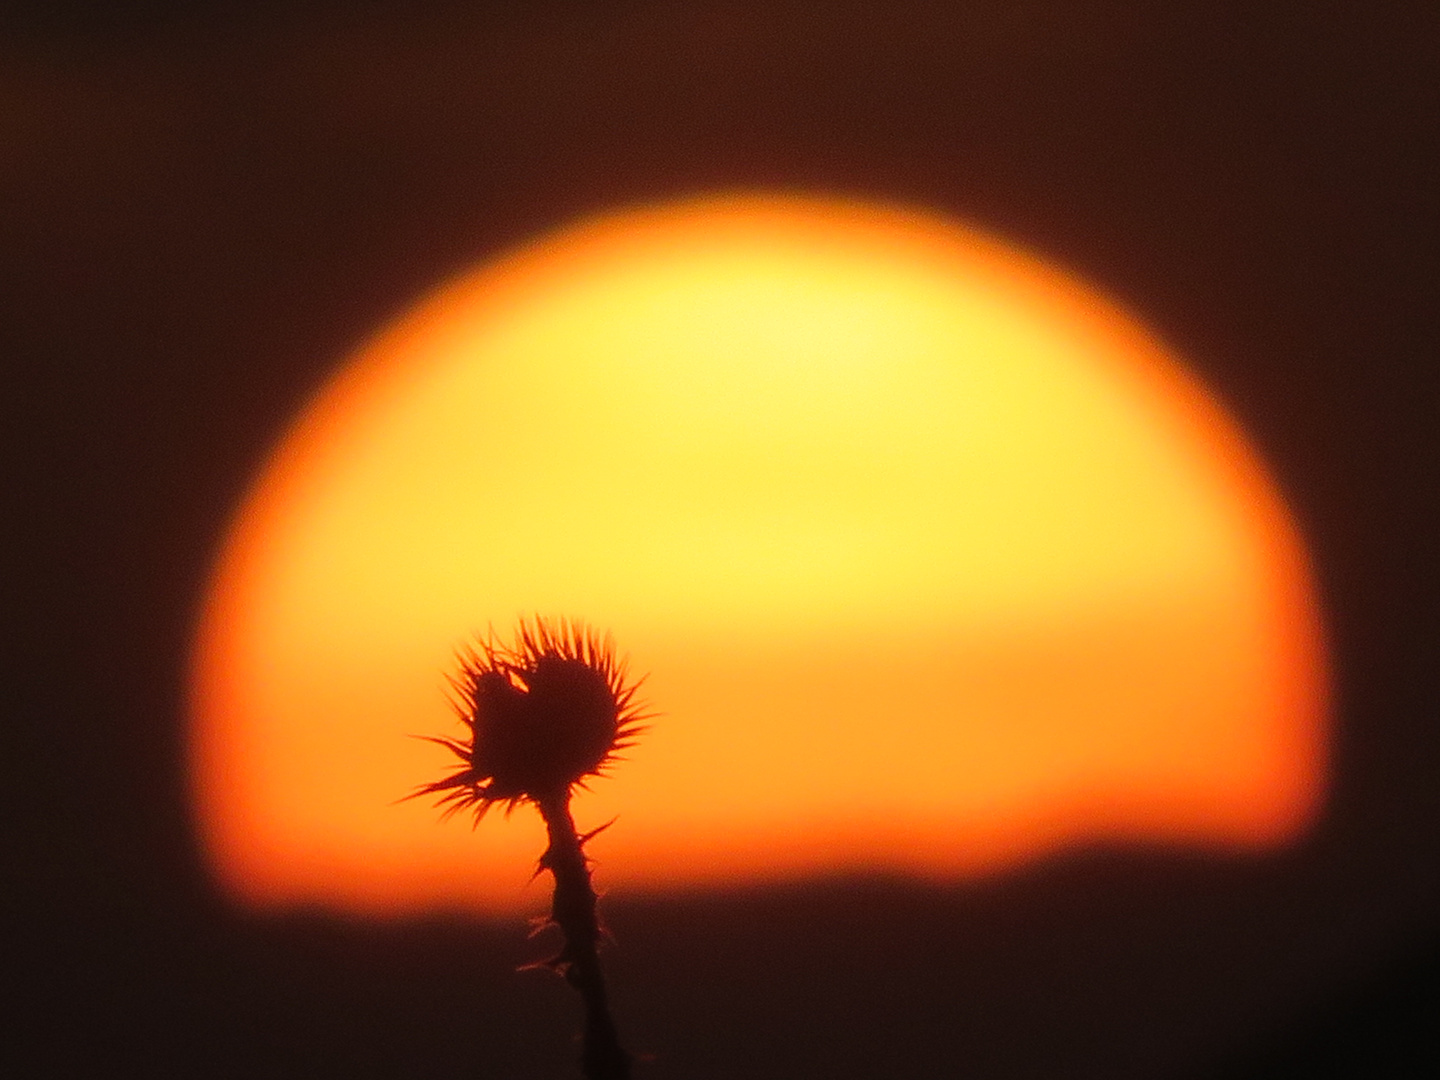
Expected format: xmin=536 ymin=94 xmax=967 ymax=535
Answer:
xmin=412 ymin=617 xmax=648 ymax=821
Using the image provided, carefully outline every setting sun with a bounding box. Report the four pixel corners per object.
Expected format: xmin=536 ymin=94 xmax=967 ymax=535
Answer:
xmin=191 ymin=193 xmax=1327 ymax=915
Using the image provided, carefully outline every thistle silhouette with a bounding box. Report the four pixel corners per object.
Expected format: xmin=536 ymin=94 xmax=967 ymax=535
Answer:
xmin=409 ymin=617 xmax=649 ymax=1080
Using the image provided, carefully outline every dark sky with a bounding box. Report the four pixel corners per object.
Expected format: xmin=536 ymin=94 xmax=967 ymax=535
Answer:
xmin=5 ymin=2 xmax=1438 ymax=1077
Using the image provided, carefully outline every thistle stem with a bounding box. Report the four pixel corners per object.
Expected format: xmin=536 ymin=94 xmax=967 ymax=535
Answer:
xmin=536 ymin=791 xmax=631 ymax=1080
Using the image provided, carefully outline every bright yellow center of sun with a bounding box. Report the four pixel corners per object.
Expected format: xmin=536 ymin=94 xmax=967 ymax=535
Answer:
xmin=192 ymin=193 xmax=1327 ymax=914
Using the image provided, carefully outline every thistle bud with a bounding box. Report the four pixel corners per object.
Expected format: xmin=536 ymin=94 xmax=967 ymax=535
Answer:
xmin=412 ymin=617 xmax=647 ymax=820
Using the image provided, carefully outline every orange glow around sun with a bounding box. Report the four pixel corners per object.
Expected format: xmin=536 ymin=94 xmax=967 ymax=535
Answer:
xmin=192 ymin=193 xmax=1327 ymax=915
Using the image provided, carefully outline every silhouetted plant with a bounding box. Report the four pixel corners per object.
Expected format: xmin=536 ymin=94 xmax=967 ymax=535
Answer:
xmin=409 ymin=617 xmax=649 ymax=1080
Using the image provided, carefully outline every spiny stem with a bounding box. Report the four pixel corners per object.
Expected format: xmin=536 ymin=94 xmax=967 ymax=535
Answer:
xmin=537 ymin=791 xmax=631 ymax=1080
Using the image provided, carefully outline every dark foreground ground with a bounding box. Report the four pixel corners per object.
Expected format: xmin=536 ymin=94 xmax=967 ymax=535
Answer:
xmin=13 ymin=853 xmax=1440 ymax=1079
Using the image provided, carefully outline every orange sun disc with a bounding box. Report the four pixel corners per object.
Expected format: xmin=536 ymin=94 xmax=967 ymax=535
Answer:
xmin=191 ymin=192 xmax=1328 ymax=915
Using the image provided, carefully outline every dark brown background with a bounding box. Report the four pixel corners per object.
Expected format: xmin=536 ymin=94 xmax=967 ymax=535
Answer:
xmin=5 ymin=2 xmax=1437 ymax=1077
